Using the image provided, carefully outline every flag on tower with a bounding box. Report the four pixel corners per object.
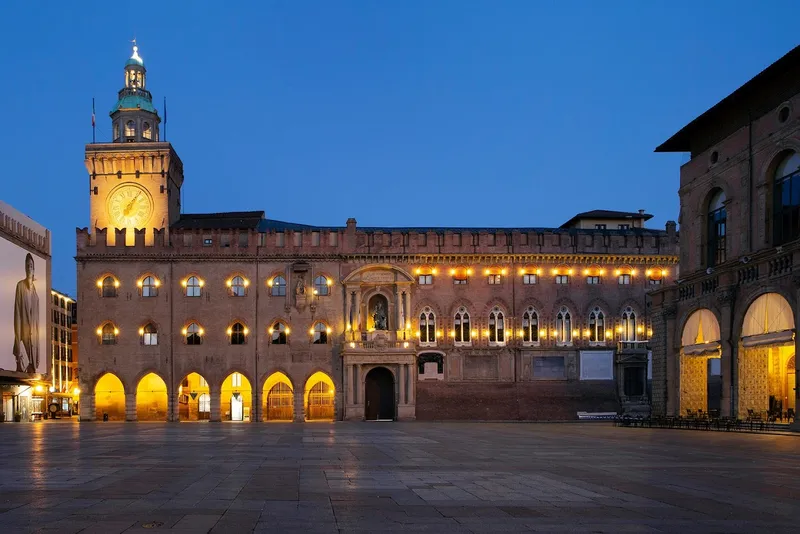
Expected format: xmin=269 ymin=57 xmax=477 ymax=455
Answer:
xmin=91 ymin=98 xmax=96 ymax=127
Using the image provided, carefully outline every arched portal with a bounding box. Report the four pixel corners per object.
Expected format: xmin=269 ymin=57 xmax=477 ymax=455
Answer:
xmin=136 ymin=373 xmax=168 ymax=421
xmin=177 ymin=372 xmax=210 ymax=421
xmin=679 ymin=309 xmax=721 ymax=416
xmin=94 ymin=373 xmax=125 ymax=421
xmin=365 ymin=366 xmax=395 ymax=421
xmin=739 ymin=293 xmax=796 ymax=418
xmin=304 ymin=371 xmax=335 ymax=421
xmin=221 ymin=372 xmax=252 ymax=422
xmin=263 ymin=372 xmax=294 ymax=421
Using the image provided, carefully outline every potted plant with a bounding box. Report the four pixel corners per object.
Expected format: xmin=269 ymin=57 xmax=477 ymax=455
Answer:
xmin=13 ymin=411 xmax=22 ymax=422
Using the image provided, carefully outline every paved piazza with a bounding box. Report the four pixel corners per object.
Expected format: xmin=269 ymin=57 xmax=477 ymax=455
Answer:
xmin=0 ymin=422 xmax=797 ymax=533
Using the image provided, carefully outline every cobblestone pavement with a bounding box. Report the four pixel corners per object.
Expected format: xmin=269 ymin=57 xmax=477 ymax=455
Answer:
xmin=0 ymin=422 xmax=797 ymax=533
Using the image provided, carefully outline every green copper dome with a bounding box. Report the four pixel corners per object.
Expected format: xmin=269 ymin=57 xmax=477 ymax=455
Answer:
xmin=110 ymin=93 xmax=158 ymax=115
xmin=125 ymin=45 xmax=145 ymax=67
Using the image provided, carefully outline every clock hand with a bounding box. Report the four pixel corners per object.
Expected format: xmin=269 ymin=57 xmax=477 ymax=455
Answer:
xmin=122 ymin=192 xmax=142 ymax=217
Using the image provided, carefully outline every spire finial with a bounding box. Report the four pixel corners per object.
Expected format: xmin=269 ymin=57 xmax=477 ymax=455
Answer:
xmin=130 ymin=38 xmax=142 ymax=63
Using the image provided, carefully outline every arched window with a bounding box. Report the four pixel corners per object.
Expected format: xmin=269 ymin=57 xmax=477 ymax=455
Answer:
xmin=419 ymin=307 xmax=436 ymax=345
xmin=124 ymin=120 xmax=136 ymax=137
xmin=556 ymin=307 xmax=572 ymax=344
xmin=141 ymin=323 xmax=158 ymax=346
xmin=773 ymin=151 xmax=800 ymax=244
xmin=454 ymin=307 xmax=471 ymax=345
xmin=621 ymin=307 xmax=637 ymax=342
xmin=198 ymin=393 xmax=210 ymax=414
xmin=101 ymin=276 xmax=118 ymax=298
xmin=230 ymin=275 xmax=246 ymax=297
xmin=113 ymin=122 xmax=120 ymax=141
xmin=101 ymin=323 xmax=117 ymax=345
xmin=271 ymin=322 xmax=288 ymax=344
xmin=185 ymin=276 xmax=202 ymax=297
xmin=488 ymin=307 xmax=505 ymax=345
xmin=271 ymin=275 xmax=286 ymax=296
xmin=141 ymin=275 xmax=158 ymax=297
xmin=588 ymin=307 xmax=605 ymax=342
xmin=522 ymin=307 xmax=539 ymax=343
xmin=314 ymin=275 xmax=330 ymax=296
xmin=142 ymin=122 xmax=152 ymax=140
xmin=229 ymin=322 xmax=247 ymax=345
xmin=707 ymin=189 xmax=727 ymax=267
xmin=185 ymin=323 xmax=203 ymax=345
xmin=312 ymin=322 xmax=328 ymax=344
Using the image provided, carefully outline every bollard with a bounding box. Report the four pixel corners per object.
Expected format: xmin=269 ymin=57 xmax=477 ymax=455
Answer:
xmin=103 ymin=413 xmax=109 ymax=422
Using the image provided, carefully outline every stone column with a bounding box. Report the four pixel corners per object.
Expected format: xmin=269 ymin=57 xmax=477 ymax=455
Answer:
xmin=404 ymin=291 xmax=411 ymax=329
xmin=81 ymin=393 xmax=95 ymax=422
xmin=125 ymin=392 xmax=136 ymax=421
xmin=396 ymin=286 xmax=403 ymax=333
xmin=792 ymin=282 xmax=800 ymax=431
xmin=399 ymin=365 xmax=406 ymax=405
xmin=355 ymin=365 xmax=361 ymax=406
xmin=346 ymin=290 xmax=353 ymax=330
xmin=209 ymin=387 xmax=221 ymax=422
xmin=344 ymin=364 xmax=351 ymax=405
xmin=252 ymin=387 xmax=260 ymax=423
xmin=293 ymin=389 xmax=305 ymax=422
xmin=718 ymin=290 xmax=735 ymax=418
xmin=354 ymin=291 xmax=362 ymax=333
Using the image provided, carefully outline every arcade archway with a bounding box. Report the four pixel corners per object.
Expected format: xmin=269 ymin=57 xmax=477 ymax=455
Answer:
xmin=679 ymin=309 xmax=721 ymax=416
xmin=263 ymin=372 xmax=294 ymax=421
xmin=177 ymin=373 xmax=210 ymax=421
xmin=94 ymin=373 xmax=125 ymax=421
xmin=136 ymin=373 xmax=168 ymax=421
xmin=304 ymin=371 xmax=335 ymax=421
xmin=221 ymin=372 xmax=252 ymax=422
xmin=738 ymin=293 xmax=795 ymax=418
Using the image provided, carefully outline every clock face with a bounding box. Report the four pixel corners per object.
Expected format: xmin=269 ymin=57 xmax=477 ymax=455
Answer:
xmin=106 ymin=183 xmax=154 ymax=229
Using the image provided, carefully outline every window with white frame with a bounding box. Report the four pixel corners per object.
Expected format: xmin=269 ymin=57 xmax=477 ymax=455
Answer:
xmin=314 ymin=275 xmax=330 ymax=296
xmin=588 ymin=307 xmax=605 ymax=342
xmin=453 ymin=307 xmax=471 ymax=345
xmin=488 ymin=307 xmax=505 ymax=345
xmin=555 ymin=307 xmax=572 ymax=344
xmin=419 ymin=307 xmax=436 ymax=345
xmin=522 ymin=306 xmax=539 ymax=343
xmin=271 ymin=275 xmax=286 ymax=296
xmin=101 ymin=276 xmax=118 ymax=298
xmin=232 ymin=372 xmax=242 ymax=387
xmin=523 ymin=273 xmax=538 ymax=285
xmin=185 ymin=276 xmax=202 ymax=297
xmin=586 ymin=276 xmax=600 ymax=285
xmin=621 ymin=307 xmax=637 ymax=341
xmin=271 ymin=322 xmax=288 ymax=344
xmin=142 ymin=323 xmax=158 ymax=346
xmin=418 ymin=274 xmax=432 ymax=285
xmin=141 ymin=275 xmax=158 ymax=297
xmin=101 ymin=323 xmax=117 ymax=345
xmin=618 ymin=273 xmax=631 ymax=285
xmin=312 ymin=322 xmax=328 ymax=344
xmin=186 ymin=323 xmax=202 ymax=345
xmin=230 ymin=275 xmax=246 ymax=297
xmin=555 ymin=275 xmax=569 ymax=285
xmin=198 ymin=393 xmax=210 ymax=413
xmin=488 ymin=274 xmax=502 ymax=285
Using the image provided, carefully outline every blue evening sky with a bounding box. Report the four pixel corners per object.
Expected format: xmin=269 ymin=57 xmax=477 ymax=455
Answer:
xmin=0 ymin=1 xmax=798 ymax=295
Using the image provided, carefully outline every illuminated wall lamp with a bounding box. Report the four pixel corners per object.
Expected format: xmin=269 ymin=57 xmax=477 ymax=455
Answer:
xmin=138 ymin=327 xmax=144 ymax=335
xmin=326 ymin=327 xmax=332 ymax=334
xmin=605 ymin=330 xmax=612 ymax=339
xmin=267 ymin=279 xmax=274 ymax=287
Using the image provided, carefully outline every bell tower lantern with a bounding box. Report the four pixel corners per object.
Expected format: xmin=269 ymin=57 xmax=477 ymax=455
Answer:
xmin=110 ymin=42 xmax=161 ymax=143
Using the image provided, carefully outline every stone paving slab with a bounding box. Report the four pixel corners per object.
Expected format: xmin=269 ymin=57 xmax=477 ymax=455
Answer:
xmin=0 ymin=421 xmax=798 ymax=532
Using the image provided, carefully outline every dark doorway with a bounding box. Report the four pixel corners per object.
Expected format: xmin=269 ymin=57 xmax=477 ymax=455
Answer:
xmin=365 ymin=367 xmax=395 ymax=421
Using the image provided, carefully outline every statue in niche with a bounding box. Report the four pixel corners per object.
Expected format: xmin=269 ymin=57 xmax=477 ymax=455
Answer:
xmin=295 ymin=275 xmax=305 ymax=295
xmin=372 ymin=301 xmax=388 ymax=331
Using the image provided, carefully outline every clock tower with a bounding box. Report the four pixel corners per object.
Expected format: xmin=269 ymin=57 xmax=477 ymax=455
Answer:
xmin=85 ymin=42 xmax=184 ymax=246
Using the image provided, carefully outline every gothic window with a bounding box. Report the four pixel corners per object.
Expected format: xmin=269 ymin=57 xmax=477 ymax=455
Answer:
xmin=314 ymin=275 xmax=330 ymax=296
xmin=142 ymin=323 xmax=158 ymax=346
xmin=707 ymin=189 xmax=727 ymax=267
xmin=101 ymin=323 xmax=117 ymax=345
xmin=185 ymin=323 xmax=203 ymax=345
xmin=271 ymin=322 xmax=288 ymax=344
xmin=774 ymin=151 xmax=800 ymax=245
xmin=488 ymin=307 xmax=505 ymax=345
xmin=124 ymin=120 xmax=136 ymax=137
xmin=185 ymin=276 xmax=202 ymax=297
xmin=522 ymin=307 xmax=539 ymax=343
xmin=312 ymin=322 xmax=328 ymax=344
xmin=621 ymin=307 xmax=637 ymax=342
xmin=230 ymin=322 xmax=246 ymax=345
xmin=555 ymin=307 xmax=572 ymax=344
xmin=454 ymin=307 xmax=471 ymax=345
xmin=588 ymin=307 xmax=605 ymax=342
xmin=101 ymin=276 xmax=118 ymax=298
xmin=271 ymin=275 xmax=286 ymax=296
xmin=230 ymin=275 xmax=246 ymax=297
xmin=419 ymin=307 xmax=436 ymax=345
xmin=142 ymin=122 xmax=152 ymax=140
xmin=141 ymin=275 xmax=158 ymax=297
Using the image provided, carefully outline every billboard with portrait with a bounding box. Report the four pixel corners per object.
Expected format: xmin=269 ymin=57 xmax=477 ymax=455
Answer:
xmin=0 ymin=239 xmax=48 ymax=375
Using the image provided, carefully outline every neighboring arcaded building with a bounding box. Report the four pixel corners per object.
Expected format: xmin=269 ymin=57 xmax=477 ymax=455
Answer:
xmin=77 ymin=45 xmax=678 ymax=422
xmin=650 ymin=44 xmax=800 ymax=427
xmin=48 ymin=288 xmax=78 ymax=416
